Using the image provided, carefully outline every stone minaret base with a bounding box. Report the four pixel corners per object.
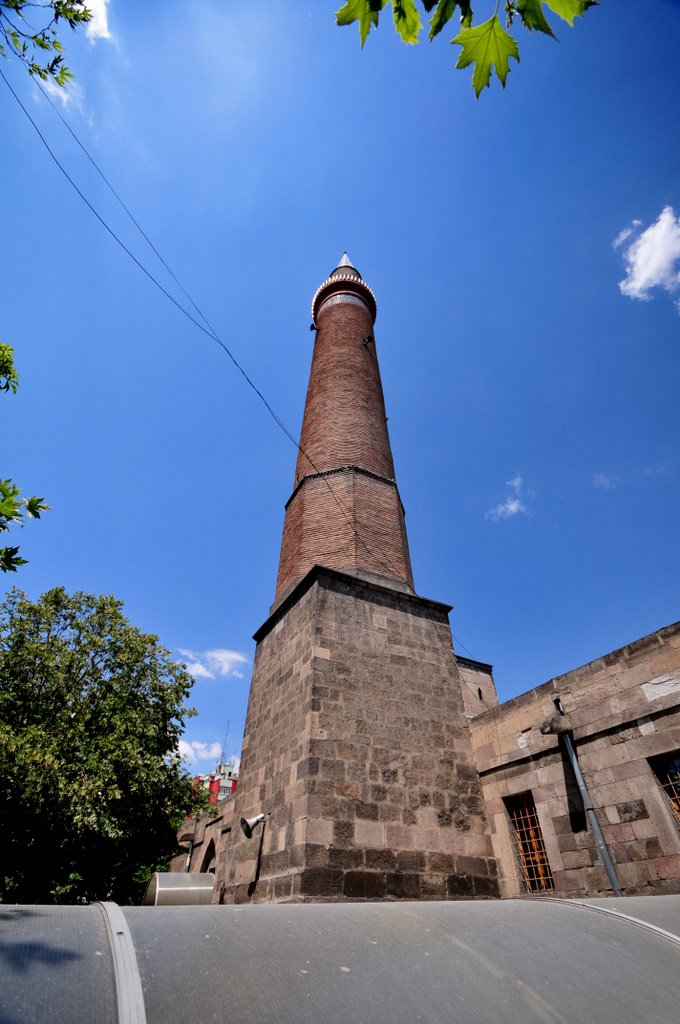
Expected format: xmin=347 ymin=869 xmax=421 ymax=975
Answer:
xmin=218 ymin=566 xmax=499 ymax=903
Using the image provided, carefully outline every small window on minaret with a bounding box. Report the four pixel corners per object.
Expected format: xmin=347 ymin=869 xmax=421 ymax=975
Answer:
xmin=477 ymin=687 xmax=483 ymax=701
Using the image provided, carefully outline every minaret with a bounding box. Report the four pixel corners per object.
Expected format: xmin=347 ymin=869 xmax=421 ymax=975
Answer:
xmin=275 ymin=253 xmax=413 ymax=601
xmin=219 ymin=257 xmax=498 ymax=904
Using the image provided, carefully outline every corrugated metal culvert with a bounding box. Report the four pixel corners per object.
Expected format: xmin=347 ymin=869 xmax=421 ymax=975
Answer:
xmin=1 ymin=897 xmax=679 ymax=1023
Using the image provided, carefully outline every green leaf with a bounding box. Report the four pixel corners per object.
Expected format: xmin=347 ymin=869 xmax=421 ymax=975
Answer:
xmin=453 ymin=14 xmax=520 ymax=96
xmin=429 ymin=0 xmax=456 ymax=40
xmin=429 ymin=1 xmax=473 ymax=40
xmin=0 ymin=547 xmax=27 ymax=573
xmin=517 ymin=0 xmax=556 ymax=37
xmin=25 ymin=497 xmax=50 ymax=520
xmin=0 ymin=344 xmax=19 ymax=394
xmin=543 ymin=0 xmax=597 ymax=27
xmin=0 ymin=585 xmax=198 ymax=902
xmin=0 ymin=1 xmax=92 ymax=83
xmin=336 ymin=0 xmax=387 ymax=46
xmin=392 ymin=0 xmax=422 ymax=44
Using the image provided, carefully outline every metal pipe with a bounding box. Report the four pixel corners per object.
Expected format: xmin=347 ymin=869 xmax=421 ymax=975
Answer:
xmin=560 ymin=732 xmax=622 ymax=896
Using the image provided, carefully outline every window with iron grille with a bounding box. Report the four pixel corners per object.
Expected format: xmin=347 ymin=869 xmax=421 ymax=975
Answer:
xmin=650 ymin=751 xmax=680 ymax=827
xmin=504 ymin=791 xmax=555 ymax=893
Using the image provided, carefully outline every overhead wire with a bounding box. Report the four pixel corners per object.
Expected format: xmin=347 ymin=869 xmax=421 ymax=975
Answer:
xmin=2 ymin=65 xmax=488 ymax=703
xmin=1 ymin=64 xmax=410 ymax=595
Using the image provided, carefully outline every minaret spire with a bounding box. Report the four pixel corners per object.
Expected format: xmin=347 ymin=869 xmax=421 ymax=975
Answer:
xmin=274 ymin=254 xmax=414 ymax=601
xmin=332 ymin=251 xmax=361 ymax=279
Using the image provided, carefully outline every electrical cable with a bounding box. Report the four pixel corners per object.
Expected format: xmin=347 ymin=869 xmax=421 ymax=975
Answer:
xmin=3 ymin=65 xmax=410 ymax=594
xmin=33 ymin=75 xmax=220 ymax=341
xmin=3 ymin=66 xmax=488 ymax=702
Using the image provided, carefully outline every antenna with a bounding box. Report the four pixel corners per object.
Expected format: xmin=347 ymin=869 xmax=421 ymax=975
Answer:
xmin=220 ymin=721 xmax=230 ymax=766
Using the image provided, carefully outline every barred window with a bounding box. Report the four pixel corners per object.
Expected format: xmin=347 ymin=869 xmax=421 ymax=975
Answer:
xmin=504 ymin=791 xmax=555 ymax=893
xmin=650 ymin=751 xmax=680 ymax=827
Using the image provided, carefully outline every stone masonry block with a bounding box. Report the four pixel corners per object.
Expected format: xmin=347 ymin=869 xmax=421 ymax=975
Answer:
xmin=455 ymin=855 xmax=490 ymax=878
xmin=631 ymin=817 xmax=659 ymax=841
xmin=344 ymin=871 xmax=387 ymax=899
xmin=552 ymin=869 xmax=583 ymax=892
xmin=603 ymin=822 xmax=635 ymax=843
xmin=297 ymin=756 xmax=319 ymax=779
xmin=273 ymin=876 xmax=294 ymax=900
xmin=328 ymin=847 xmax=364 ymax=869
xmin=355 ymin=820 xmax=386 ymax=848
xmin=385 ymin=873 xmax=421 ymax=898
xmin=654 ymin=855 xmax=680 ymax=880
xmin=299 ymin=868 xmax=344 ymax=898
xmin=603 ymin=805 xmax=621 ymax=824
xmin=447 ymin=874 xmax=475 ymax=898
xmin=396 ymin=850 xmax=426 ymax=873
xmin=616 ymin=799 xmax=649 ymax=822
xmin=306 ymin=818 xmax=334 ymax=845
xmin=472 ymin=876 xmax=500 ymax=898
xmin=561 ymin=849 xmax=594 ymax=870
xmin=333 ymin=820 xmax=355 ymax=845
xmin=365 ymin=848 xmax=397 ymax=871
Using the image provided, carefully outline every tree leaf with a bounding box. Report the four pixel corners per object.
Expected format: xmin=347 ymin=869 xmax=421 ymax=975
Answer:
xmin=517 ymin=0 xmax=556 ymax=37
xmin=0 ymin=343 xmax=19 ymax=394
xmin=0 ymin=547 xmax=27 ymax=572
xmin=543 ymin=0 xmax=597 ymax=27
xmin=0 ymin=1 xmax=92 ymax=83
xmin=453 ymin=14 xmax=520 ymax=97
xmin=429 ymin=1 xmax=473 ymax=41
xmin=336 ymin=0 xmax=387 ymax=46
xmin=25 ymin=496 xmax=50 ymax=519
xmin=392 ymin=0 xmax=422 ymax=44
xmin=0 ymin=586 xmax=200 ymax=902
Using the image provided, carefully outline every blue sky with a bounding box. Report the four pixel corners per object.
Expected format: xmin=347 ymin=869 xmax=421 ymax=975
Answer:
xmin=3 ymin=1 xmax=680 ymax=771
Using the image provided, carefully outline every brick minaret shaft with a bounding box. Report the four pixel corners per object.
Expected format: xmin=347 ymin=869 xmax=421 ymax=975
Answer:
xmin=275 ymin=254 xmax=414 ymax=602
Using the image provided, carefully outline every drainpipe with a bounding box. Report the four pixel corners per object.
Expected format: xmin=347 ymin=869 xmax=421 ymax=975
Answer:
xmin=541 ymin=701 xmax=622 ymax=896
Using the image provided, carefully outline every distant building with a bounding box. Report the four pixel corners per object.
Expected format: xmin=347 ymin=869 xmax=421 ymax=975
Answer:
xmin=172 ymin=255 xmax=680 ymax=902
xmin=193 ymin=761 xmax=238 ymax=805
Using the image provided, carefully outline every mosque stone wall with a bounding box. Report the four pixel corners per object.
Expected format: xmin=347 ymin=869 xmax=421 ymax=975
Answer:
xmin=470 ymin=621 xmax=680 ymax=897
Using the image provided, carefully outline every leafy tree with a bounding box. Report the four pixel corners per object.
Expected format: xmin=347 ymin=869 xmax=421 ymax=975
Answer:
xmin=0 ymin=587 xmax=203 ymax=904
xmin=336 ymin=0 xmax=597 ymax=96
xmin=0 ymin=0 xmax=91 ymax=86
xmin=0 ymin=345 xmax=49 ymax=573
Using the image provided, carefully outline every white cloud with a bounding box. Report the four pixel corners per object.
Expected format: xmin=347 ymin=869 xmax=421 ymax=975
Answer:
xmin=487 ymin=497 xmax=525 ymax=521
xmin=178 ymin=739 xmax=222 ymax=766
xmin=643 ymin=462 xmax=670 ymax=478
xmin=35 ymin=75 xmax=85 ymax=113
xmin=486 ymin=475 xmax=531 ymax=522
xmin=592 ymin=473 xmax=619 ymax=490
xmin=616 ymin=206 xmax=680 ymax=313
xmin=612 ymin=220 xmax=641 ymax=250
xmin=86 ymin=0 xmax=112 ymax=41
xmin=178 ymin=647 xmax=248 ymax=681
